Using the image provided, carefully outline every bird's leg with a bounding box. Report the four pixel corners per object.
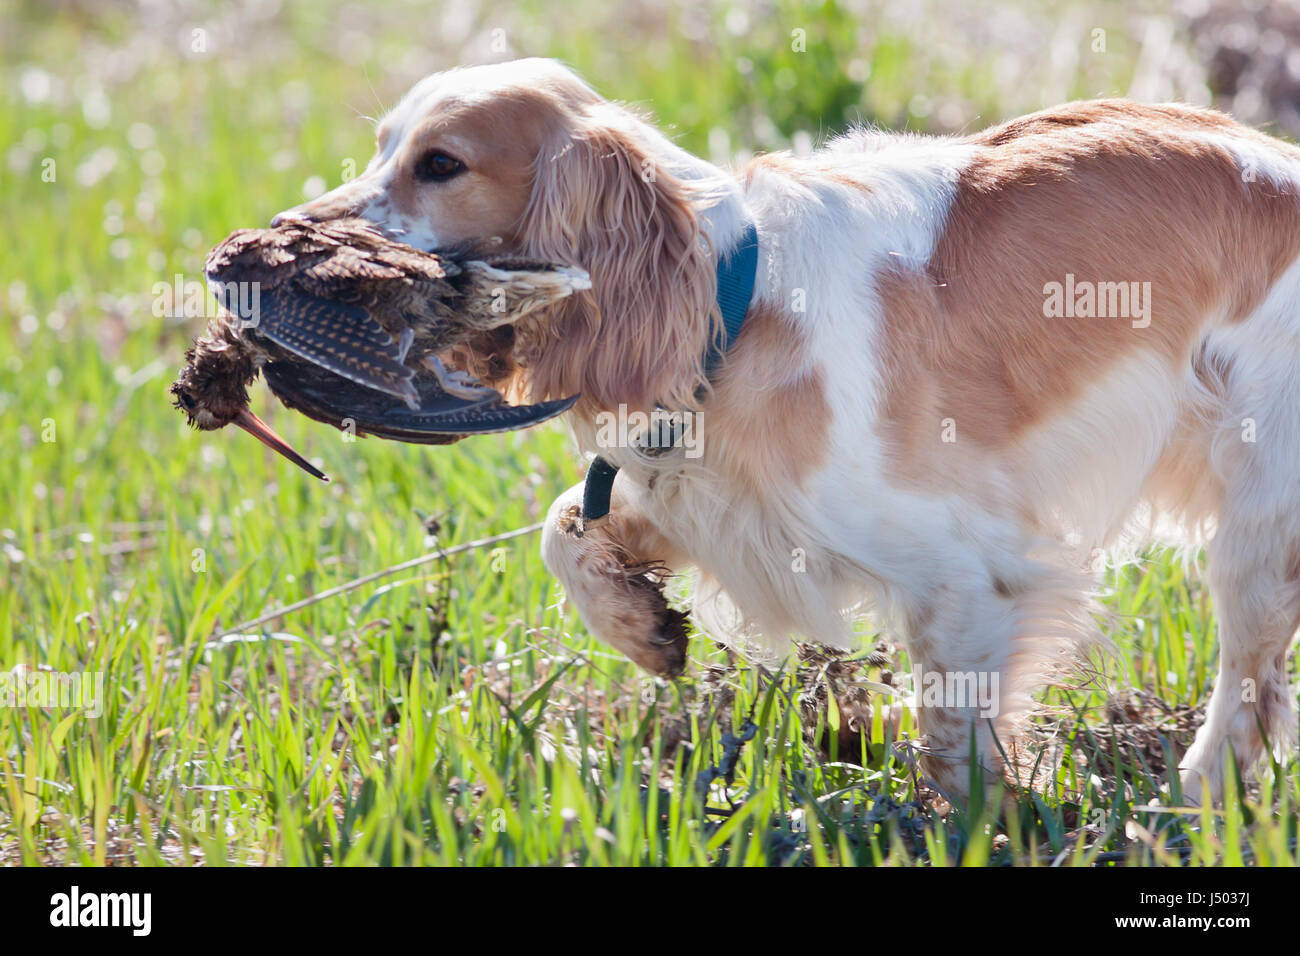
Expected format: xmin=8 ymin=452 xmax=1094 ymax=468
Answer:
xmin=421 ymin=353 xmax=501 ymax=402
xmin=395 ymin=327 xmax=415 ymax=365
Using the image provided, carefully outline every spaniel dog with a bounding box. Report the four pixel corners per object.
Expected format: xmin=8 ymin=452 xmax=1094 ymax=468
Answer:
xmin=277 ymin=58 xmax=1300 ymax=803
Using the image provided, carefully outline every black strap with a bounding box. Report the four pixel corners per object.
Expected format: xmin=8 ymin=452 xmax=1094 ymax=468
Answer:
xmin=582 ymin=455 xmax=621 ymax=527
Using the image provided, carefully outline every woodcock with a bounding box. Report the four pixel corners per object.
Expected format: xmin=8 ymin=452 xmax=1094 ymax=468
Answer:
xmin=171 ymin=218 xmax=588 ymax=480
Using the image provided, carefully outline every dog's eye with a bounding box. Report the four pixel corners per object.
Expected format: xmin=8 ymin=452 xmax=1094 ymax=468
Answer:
xmin=413 ymin=151 xmax=465 ymax=183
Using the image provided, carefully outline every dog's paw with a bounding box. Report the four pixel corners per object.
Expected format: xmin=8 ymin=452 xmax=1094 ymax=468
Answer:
xmin=612 ymin=573 xmax=690 ymax=677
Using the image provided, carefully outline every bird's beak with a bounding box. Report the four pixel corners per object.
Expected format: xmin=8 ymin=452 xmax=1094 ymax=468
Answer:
xmin=233 ymin=408 xmax=329 ymax=482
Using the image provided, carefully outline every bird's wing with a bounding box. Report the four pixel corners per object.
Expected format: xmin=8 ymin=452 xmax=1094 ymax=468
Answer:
xmin=251 ymin=288 xmax=419 ymax=408
xmin=205 ymin=218 xmax=455 ymax=293
xmin=262 ymin=360 xmax=578 ymax=445
xmin=205 ymin=223 xmax=333 ymax=289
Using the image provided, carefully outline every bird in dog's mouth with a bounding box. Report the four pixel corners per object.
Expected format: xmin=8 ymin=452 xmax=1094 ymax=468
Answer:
xmin=170 ymin=217 xmax=587 ymax=480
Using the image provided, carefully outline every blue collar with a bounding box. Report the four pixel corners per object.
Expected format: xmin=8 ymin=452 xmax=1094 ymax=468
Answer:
xmin=583 ymin=219 xmax=757 ymax=528
xmin=705 ymin=219 xmax=759 ymax=374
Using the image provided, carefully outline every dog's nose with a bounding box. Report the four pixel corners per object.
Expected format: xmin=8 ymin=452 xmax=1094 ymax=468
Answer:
xmin=271 ymin=208 xmax=311 ymax=227
xmin=273 ymin=182 xmax=373 ymax=227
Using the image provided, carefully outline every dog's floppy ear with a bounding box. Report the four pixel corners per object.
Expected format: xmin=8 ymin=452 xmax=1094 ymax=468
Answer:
xmin=518 ymin=107 xmax=719 ymax=417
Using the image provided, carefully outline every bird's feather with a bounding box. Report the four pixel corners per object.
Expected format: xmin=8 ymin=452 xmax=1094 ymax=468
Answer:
xmin=251 ymin=288 xmax=419 ymax=407
xmin=262 ymin=360 xmax=578 ymax=444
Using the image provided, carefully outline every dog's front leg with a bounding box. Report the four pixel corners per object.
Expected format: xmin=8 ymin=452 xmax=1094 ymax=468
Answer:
xmin=901 ymin=569 xmax=1072 ymax=802
xmin=541 ymin=479 xmax=691 ymax=676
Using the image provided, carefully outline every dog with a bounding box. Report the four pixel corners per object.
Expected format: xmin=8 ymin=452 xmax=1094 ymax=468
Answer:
xmin=276 ymin=57 xmax=1300 ymax=803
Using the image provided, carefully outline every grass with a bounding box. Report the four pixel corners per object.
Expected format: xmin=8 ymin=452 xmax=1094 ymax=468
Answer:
xmin=1 ymin=0 xmax=1296 ymax=866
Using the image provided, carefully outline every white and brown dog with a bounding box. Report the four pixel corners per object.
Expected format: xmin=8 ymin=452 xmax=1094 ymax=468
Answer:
xmin=278 ymin=58 xmax=1300 ymax=802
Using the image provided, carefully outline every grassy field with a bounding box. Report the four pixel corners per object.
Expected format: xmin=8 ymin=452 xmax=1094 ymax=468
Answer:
xmin=1 ymin=0 xmax=1296 ymax=866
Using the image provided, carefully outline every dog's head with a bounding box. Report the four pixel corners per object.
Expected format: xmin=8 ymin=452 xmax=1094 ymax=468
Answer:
xmin=276 ymin=58 xmax=721 ymax=422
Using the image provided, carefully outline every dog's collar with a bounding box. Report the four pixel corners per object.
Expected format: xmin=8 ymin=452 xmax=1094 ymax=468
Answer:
xmin=582 ymin=219 xmax=759 ymax=529
xmin=705 ymin=219 xmax=760 ymax=374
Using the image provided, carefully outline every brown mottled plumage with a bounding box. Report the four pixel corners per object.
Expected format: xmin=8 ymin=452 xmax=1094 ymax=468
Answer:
xmin=171 ymin=218 xmax=587 ymax=479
